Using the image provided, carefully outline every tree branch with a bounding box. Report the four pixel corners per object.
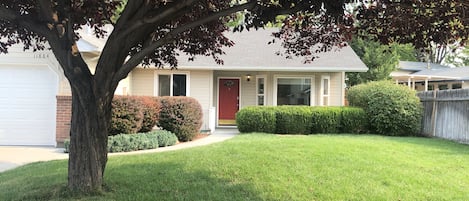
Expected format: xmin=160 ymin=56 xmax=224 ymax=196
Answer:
xmin=114 ymin=0 xmax=258 ymax=81
xmin=0 ymin=6 xmax=49 ymax=37
xmin=117 ymin=0 xmax=199 ymax=40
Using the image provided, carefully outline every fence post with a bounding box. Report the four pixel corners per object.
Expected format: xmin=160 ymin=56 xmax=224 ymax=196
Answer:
xmin=430 ymin=90 xmax=437 ymax=137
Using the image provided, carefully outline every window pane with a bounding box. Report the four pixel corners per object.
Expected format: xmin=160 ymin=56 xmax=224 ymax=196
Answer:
xmin=438 ymin=84 xmax=448 ymax=90
xmin=323 ymin=79 xmax=329 ymax=95
xmin=428 ymin=85 xmax=434 ymax=91
xmin=158 ymin=75 xmax=170 ymax=96
xmin=277 ymin=78 xmax=311 ymax=106
xmin=257 ymin=78 xmax=264 ymax=94
xmin=258 ymin=95 xmax=264 ymax=106
xmin=452 ymin=83 xmax=462 ymax=89
xmin=173 ymin=74 xmax=186 ymax=96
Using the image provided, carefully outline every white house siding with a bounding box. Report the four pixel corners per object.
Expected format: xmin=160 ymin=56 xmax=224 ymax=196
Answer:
xmin=129 ymin=68 xmax=215 ymax=131
xmin=130 ymin=68 xmax=154 ymax=96
xmin=213 ymin=71 xmax=345 ymax=108
xmin=329 ymin=72 xmax=344 ymax=106
xmin=189 ymin=70 xmax=214 ymax=131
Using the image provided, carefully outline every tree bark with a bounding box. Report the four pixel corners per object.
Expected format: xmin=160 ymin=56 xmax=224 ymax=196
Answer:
xmin=67 ymin=80 xmax=113 ymax=192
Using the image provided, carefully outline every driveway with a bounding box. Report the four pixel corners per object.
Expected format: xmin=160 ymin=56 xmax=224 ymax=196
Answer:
xmin=0 ymin=146 xmax=67 ymax=172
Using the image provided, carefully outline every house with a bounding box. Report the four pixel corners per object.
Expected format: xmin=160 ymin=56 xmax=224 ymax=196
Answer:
xmin=391 ymin=61 xmax=469 ymax=91
xmin=0 ymin=28 xmax=367 ymax=146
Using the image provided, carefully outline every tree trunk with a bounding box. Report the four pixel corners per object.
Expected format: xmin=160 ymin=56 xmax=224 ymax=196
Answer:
xmin=67 ymin=83 xmax=112 ymax=192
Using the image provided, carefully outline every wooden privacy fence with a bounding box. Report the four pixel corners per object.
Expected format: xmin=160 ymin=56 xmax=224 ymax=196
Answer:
xmin=418 ymin=89 xmax=469 ymax=143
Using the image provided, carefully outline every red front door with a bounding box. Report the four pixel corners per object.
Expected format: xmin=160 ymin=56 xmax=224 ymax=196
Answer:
xmin=218 ymin=78 xmax=240 ymax=125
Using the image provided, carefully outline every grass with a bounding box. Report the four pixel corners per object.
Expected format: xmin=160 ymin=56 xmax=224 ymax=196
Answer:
xmin=1 ymin=134 xmax=469 ymax=200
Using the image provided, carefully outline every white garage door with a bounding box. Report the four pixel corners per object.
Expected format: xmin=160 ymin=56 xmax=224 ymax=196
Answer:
xmin=0 ymin=65 xmax=57 ymax=146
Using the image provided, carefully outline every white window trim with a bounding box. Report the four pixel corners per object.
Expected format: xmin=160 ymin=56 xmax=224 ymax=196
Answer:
xmin=256 ymin=75 xmax=267 ymax=106
xmin=154 ymin=71 xmax=191 ymax=96
xmin=320 ymin=75 xmax=330 ymax=106
xmin=273 ymin=75 xmax=315 ymax=106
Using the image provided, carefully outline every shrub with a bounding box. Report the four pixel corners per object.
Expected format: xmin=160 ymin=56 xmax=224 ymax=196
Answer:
xmin=236 ymin=106 xmax=276 ymax=133
xmin=347 ymin=81 xmax=422 ymax=136
xmin=107 ymin=132 xmax=159 ymax=153
xmin=275 ymin=106 xmax=312 ymax=134
xmin=64 ymin=139 xmax=70 ymax=153
xmin=153 ymin=130 xmax=178 ymax=147
xmin=137 ymin=96 xmax=161 ymax=132
xmin=158 ymin=97 xmax=203 ymax=142
xmin=236 ymin=106 xmax=368 ymax=134
xmin=66 ymin=130 xmax=177 ymax=153
xmin=340 ymin=107 xmax=369 ymax=133
xmin=110 ymin=96 xmax=144 ymax=135
xmin=310 ymin=107 xmax=342 ymax=134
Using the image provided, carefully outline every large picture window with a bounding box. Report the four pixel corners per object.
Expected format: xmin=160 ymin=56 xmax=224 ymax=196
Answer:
xmin=157 ymin=73 xmax=187 ymax=96
xmin=276 ymin=78 xmax=311 ymax=106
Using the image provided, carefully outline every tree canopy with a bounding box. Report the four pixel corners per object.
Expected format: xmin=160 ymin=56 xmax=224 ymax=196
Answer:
xmin=347 ymin=36 xmax=417 ymax=86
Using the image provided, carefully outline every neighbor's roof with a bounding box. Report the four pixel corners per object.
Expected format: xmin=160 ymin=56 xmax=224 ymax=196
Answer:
xmin=412 ymin=66 xmax=469 ymax=80
xmin=78 ymin=26 xmax=368 ymax=72
xmin=398 ymin=61 xmax=450 ymax=71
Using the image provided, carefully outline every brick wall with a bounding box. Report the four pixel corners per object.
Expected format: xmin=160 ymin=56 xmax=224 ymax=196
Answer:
xmin=56 ymin=96 xmax=72 ymax=144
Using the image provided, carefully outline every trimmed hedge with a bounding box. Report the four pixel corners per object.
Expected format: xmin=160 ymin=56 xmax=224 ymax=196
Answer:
xmin=340 ymin=107 xmax=369 ymax=133
xmin=236 ymin=106 xmax=368 ymax=134
xmin=276 ymin=106 xmax=313 ymax=134
xmin=347 ymin=81 xmax=422 ymax=136
xmin=137 ymin=96 xmax=161 ymax=132
xmin=236 ymin=106 xmax=276 ymax=133
xmin=310 ymin=107 xmax=342 ymax=134
xmin=110 ymin=96 xmax=144 ymax=135
xmin=110 ymin=96 xmax=162 ymax=135
xmin=158 ymin=96 xmax=203 ymax=142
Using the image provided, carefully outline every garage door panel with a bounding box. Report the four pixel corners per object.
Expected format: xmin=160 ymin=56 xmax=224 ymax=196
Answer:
xmin=0 ymin=66 xmax=57 ymax=146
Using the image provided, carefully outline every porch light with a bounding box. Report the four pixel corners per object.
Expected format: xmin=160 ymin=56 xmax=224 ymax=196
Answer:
xmin=246 ymin=74 xmax=251 ymax=82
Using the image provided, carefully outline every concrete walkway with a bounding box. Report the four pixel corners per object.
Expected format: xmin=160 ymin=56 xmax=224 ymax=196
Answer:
xmin=0 ymin=128 xmax=238 ymax=173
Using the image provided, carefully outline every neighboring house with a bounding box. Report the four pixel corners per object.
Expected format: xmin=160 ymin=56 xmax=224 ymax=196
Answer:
xmin=391 ymin=61 xmax=469 ymax=91
xmin=0 ymin=28 xmax=367 ymax=146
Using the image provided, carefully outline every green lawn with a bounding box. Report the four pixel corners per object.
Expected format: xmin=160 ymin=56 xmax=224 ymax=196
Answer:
xmin=1 ymin=134 xmax=469 ymax=201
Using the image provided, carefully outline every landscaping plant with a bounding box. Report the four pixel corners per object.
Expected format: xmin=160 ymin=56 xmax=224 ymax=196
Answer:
xmin=158 ymin=97 xmax=203 ymax=142
xmin=347 ymin=81 xmax=422 ymax=136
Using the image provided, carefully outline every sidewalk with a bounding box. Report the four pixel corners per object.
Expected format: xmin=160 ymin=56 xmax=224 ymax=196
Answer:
xmin=0 ymin=128 xmax=238 ymax=173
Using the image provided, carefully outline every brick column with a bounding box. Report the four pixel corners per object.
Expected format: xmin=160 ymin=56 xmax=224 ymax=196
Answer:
xmin=56 ymin=96 xmax=72 ymax=145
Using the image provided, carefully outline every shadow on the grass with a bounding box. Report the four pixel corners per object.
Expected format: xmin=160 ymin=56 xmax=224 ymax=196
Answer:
xmin=104 ymin=161 xmax=266 ymax=201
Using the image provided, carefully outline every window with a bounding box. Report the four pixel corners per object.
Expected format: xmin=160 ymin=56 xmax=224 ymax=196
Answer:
xmin=427 ymin=84 xmax=434 ymax=91
xmin=438 ymin=84 xmax=448 ymax=90
xmin=157 ymin=73 xmax=188 ymax=96
xmin=320 ymin=76 xmax=330 ymax=106
xmin=276 ymin=77 xmax=311 ymax=106
xmin=257 ymin=76 xmax=266 ymax=105
xmin=452 ymin=83 xmax=462 ymax=89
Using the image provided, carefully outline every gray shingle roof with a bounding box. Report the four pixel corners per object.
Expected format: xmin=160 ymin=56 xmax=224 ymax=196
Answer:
xmin=412 ymin=67 xmax=469 ymax=80
xmin=77 ymin=27 xmax=368 ymax=72
xmin=398 ymin=61 xmax=450 ymax=71
xmin=177 ymin=29 xmax=367 ymax=72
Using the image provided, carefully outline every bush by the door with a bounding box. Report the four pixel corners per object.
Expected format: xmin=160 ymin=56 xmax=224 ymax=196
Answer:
xmin=158 ymin=96 xmax=203 ymax=142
